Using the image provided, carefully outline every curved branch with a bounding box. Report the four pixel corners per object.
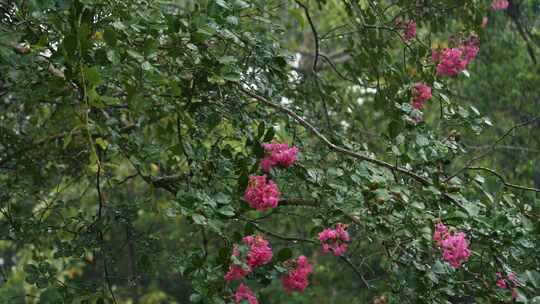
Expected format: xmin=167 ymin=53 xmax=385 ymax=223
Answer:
xmin=237 ymin=85 xmax=430 ymax=185
xmin=236 ymin=85 xmax=465 ymax=207
xmin=339 ymin=255 xmax=371 ymax=289
xmin=468 ymin=167 xmax=540 ymax=193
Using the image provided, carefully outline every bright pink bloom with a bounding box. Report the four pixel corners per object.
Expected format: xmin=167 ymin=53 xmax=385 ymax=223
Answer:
xmin=435 ymin=48 xmax=467 ymax=77
xmin=243 ymin=235 xmax=273 ymax=267
xmin=496 ymin=272 xmax=508 ymax=289
xmin=281 ymin=255 xmax=313 ymax=293
xmin=244 ymin=175 xmax=280 ymax=211
xmin=432 ymin=35 xmax=479 ymax=77
xmin=491 ymin=0 xmax=509 ymax=10
xmin=433 ymin=222 xmax=449 ymax=247
xmin=225 ymin=246 xmax=251 ymax=281
xmin=318 ymin=223 xmax=350 ymax=256
xmin=460 ymin=36 xmax=480 ymax=66
xmin=260 ymin=143 xmax=298 ymax=172
xmin=234 ymin=283 xmax=259 ymax=304
xmin=441 ymin=232 xmax=471 ymax=269
xmin=411 ymin=83 xmax=432 ymax=109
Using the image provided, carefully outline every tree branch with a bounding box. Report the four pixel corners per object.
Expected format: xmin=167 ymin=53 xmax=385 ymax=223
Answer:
xmin=295 ymin=0 xmax=320 ymax=72
xmin=468 ymin=167 xmax=540 ymax=193
xmin=237 ymin=85 xmax=429 ymax=184
xmin=236 ymin=84 xmax=464 ymax=207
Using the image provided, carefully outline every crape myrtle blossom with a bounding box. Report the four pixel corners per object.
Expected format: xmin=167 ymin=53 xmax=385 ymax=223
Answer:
xmin=281 ymin=255 xmax=313 ymax=293
xmin=243 ymin=235 xmax=273 ymax=268
xmin=225 ymin=246 xmax=251 ymax=281
xmin=318 ymin=223 xmax=350 ymax=256
xmin=433 ymin=222 xmax=471 ymax=269
xmin=395 ymin=19 xmax=417 ymax=42
xmin=411 ymin=83 xmax=432 ymax=109
xmin=224 ymin=235 xmax=273 ymax=281
xmin=403 ymin=21 xmax=417 ymax=42
xmin=234 ymin=283 xmax=258 ymax=304
xmin=433 ymin=222 xmax=449 ymax=246
xmin=432 ymin=36 xmax=479 ymax=77
xmin=244 ymin=175 xmax=280 ymax=211
xmin=496 ymin=272 xmax=507 ymax=289
xmin=261 ymin=142 xmax=298 ymax=172
xmin=496 ymin=272 xmax=521 ymax=300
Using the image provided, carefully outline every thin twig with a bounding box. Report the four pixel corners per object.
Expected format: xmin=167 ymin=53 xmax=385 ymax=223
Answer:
xmin=295 ymin=0 xmax=319 ymax=72
xmin=445 ymin=116 xmax=540 ymax=182
xmin=96 ymin=153 xmax=118 ymax=304
xmin=246 ymin=219 xmax=317 ymax=244
xmin=339 ymin=255 xmax=371 ymax=289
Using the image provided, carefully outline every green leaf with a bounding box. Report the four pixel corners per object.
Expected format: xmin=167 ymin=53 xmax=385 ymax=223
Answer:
xmin=192 ymin=214 xmax=207 ymax=225
xmin=218 ymin=56 xmax=237 ymax=64
xmin=83 ymin=67 xmax=101 ymax=87
xmin=217 ymin=206 xmax=235 ymax=217
xmin=463 ymin=201 xmax=480 ymax=217
xmin=416 ymin=135 xmax=429 ymax=147
xmin=215 ymin=0 xmax=231 ymax=10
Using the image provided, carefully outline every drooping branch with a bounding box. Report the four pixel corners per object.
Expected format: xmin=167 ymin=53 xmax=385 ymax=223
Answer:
xmin=468 ymin=167 xmax=540 ymax=193
xmin=237 ymin=85 xmax=429 ymax=184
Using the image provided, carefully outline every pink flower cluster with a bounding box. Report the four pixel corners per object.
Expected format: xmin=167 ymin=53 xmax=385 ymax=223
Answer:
xmin=244 ymin=141 xmax=298 ymax=211
xmin=433 ymin=222 xmax=471 ymax=269
xmin=244 ymin=235 xmax=273 ymax=267
xmin=234 ymin=284 xmax=258 ymax=304
xmin=411 ymin=83 xmax=432 ymax=109
xmin=225 ymin=246 xmax=251 ymax=281
xmin=225 ymin=235 xmax=273 ymax=281
xmin=433 ymin=222 xmax=448 ymax=246
xmin=261 ymin=143 xmax=298 ymax=173
xmin=491 ymin=0 xmax=509 ymax=10
xmin=432 ymin=37 xmax=479 ymax=77
xmin=403 ymin=21 xmax=417 ymax=42
xmin=244 ymin=175 xmax=280 ymax=211
xmin=281 ymin=255 xmax=313 ymax=293
xmin=396 ymin=19 xmax=417 ymax=42
xmin=496 ymin=272 xmax=520 ymax=300
xmin=318 ymin=223 xmax=350 ymax=256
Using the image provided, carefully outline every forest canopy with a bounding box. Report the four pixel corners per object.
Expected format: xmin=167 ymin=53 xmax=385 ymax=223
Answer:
xmin=1 ymin=0 xmax=540 ymax=303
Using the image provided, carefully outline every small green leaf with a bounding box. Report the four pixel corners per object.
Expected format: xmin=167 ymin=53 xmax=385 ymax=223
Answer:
xmin=217 ymin=206 xmax=235 ymax=217
xmin=192 ymin=214 xmax=207 ymax=225
xmin=83 ymin=67 xmax=101 ymax=87
xmin=215 ymin=0 xmax=231 ymax=10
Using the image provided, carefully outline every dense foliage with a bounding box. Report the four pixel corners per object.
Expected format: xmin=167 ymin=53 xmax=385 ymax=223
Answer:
xmin=1 ymin=0 xmax=539 ymax=303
